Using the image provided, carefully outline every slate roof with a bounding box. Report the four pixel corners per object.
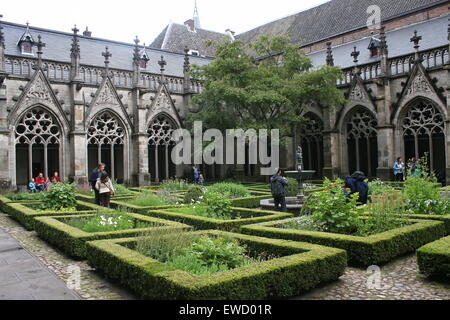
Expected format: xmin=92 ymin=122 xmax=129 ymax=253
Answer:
xmin=236 ymin=0 xmax=448 ymax=46
xmin=1 ymin=21 xmax=213 ymax=78
xmin=150 ymin=23 xmax=229 ymax=57
xmin=308 ymin=15 xmax=449 ymax=69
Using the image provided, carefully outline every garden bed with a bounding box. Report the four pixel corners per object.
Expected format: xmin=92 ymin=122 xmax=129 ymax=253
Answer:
xmin=0 ymin=196 xmax=97 ymax=230
xmin=147 ymin=207 xmax=292 ymax=232
xmin=85 ymin=230 xmax=347 ymax=300
xmin=417 ymin=235 xmax=450 ymax=280
xmin=34 ymin=212 xmax=191 ymax=259
xmin=241 ymin=217 xmax=446 ymax=267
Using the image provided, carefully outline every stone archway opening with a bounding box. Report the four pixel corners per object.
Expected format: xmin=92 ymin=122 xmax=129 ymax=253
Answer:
xmin=87 ymin=112 xmax=125 ymax=183
xmin=148 ymin=115 xmax=178 ymax=183
xmin=346 ymin=108 xmax=378 ymax=178
xmin=401 ymin=99 xmax=446 ymax=181
xmin=15 ymin=107 xmax=62 ymax=185
xmin=299 ymin=113 xmax=324 ymax=178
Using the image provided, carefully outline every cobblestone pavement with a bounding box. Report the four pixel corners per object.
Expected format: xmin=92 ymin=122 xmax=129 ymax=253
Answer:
xmin=0 ymin=213 xmax=137 ymax=300
xmin=1 ymin=212 xmax=449 ymax=300
xmin=297 ymin=255 xmax=450 ymax=300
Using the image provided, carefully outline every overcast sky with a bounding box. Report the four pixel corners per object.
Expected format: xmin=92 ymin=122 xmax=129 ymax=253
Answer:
xmin=1 ymin=0 xmax=329 ymax=44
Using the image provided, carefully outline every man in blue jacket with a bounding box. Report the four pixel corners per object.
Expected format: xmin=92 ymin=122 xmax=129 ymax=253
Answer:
xmin=344 ymin=171 xmax=369 ymax=205
xmin=89 ymin=163 xmax=105 ymax=205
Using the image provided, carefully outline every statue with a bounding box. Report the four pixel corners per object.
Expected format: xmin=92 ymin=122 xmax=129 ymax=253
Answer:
xmin=296 ymin=146 xmax=303 ymax=171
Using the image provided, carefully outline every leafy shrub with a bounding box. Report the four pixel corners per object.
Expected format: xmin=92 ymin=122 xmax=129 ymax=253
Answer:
xmin=285 ymin=178 xmax=298 ymax=197
xmin=281 ymin=216 xmax=326 ymax=232
xmin=40 ymin=183 xmax=77 ymax=211
xmin=184 ymin=185 xmax=205 ymax=204
xmin=368 ymin=179 xmax=395 ymax=197
xmin=206 ymin=183 xmax=250 ymax=199
xmin=204 ymin=191 xmax=233 ymax=219
xmin=357 ymin=192 xmax=406 ymax=236
xmin=404 ymin=157 xmax=449 ymax=215
xmin=303 ymin=179 xmax=361 ymax=235
xmin=127 ymin=191 xmax=178 ymax=207
xmin=161 ymin=179 xmax=190 ymax=191
xmin=112 ymin=181 xmax=133 ymax=195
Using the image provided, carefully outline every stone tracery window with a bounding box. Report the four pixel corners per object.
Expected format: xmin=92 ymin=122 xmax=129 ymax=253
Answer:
xmin=147 ymin=115 xmax=178 ymax=182
xmin=15 ymin=107 xmax=61 ymax=181
xmin=401 ymin=100 xmax=445 ymax=173
xmin=346 ymin=109 xmax=378 ymax=177
xmin=87 ymin=112 xmax=125 ymax=181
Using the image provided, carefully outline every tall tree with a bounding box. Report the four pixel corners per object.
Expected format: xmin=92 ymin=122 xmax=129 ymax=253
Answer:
xmin=188 ymin=35 xmax=345 ymax=137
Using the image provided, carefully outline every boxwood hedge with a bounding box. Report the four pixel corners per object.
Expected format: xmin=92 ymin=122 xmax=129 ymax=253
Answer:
xmin=34 ymin=213 xmax=191 ymax=259
xmin=417 ymin=235 xmax=450 ymax=280
xmin=241 ymin=218 xmax=446 ymax=267
xmin=85 ymin=230 xmax=347 ymax=300
xmin=147 ymin=207 xmax=292 ymax=232
xmin=0 ymin=195 xmax=96 ymax=230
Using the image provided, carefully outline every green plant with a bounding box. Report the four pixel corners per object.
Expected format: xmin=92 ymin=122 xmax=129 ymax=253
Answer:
xmin=66 ymin=213 xmax=150 ymax=233
xmin=404 ymin=156 xmax=449 ymax=215
xmin=281 ymin=215 xmax=326 ymax=232
xmin=112 ymin=181 xmax=133 ymax=196
xmin=368 ymin=179 xmax=395 ymax=197
xmin=285 ymin=178 xmax=299 ymax=197
xmin=303 ymin=179 xmax=361 ymax=235
xmin=184 ymin=185 xmax=205 ymax=204
xmin=357 ymin=192 xmax=406 ymax=236
xmin=40 ymin=183 xmax=77 ymax=211
xmin=204 ymin=191 xmax=233 ymax=219
xmin=126 ymin=192 xmax=174 ymax=207
xmin=206 ymin=182 xmax=251 ymax=199
xmin=85 ymin=230 xmax=347 ymax=299
xmin=161 ymin=179 xmax=190 ymax=191
xmin=4 ymin=192 xmax=45 ymax=201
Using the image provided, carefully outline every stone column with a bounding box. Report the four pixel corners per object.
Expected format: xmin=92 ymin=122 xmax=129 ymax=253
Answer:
xmin=322 ymin=106 xmax=340 ymax=179
xmin=133 ymin=132 xmax=151 ymax=186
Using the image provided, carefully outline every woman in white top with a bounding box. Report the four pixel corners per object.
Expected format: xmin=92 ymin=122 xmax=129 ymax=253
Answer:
xmin=95 ymin=172 xmax=115 ymax=208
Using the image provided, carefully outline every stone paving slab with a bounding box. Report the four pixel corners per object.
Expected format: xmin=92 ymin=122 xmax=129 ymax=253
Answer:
xmin=0 ymin=227 xmax=80 ymax=300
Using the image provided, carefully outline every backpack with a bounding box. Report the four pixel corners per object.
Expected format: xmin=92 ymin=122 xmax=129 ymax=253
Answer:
xmin=271 ymin=176 xmax=286 ymax=197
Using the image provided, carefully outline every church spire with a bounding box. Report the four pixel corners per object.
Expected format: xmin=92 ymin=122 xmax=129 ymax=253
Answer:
xmin=193 ymin=0 xmax=201 ymax=29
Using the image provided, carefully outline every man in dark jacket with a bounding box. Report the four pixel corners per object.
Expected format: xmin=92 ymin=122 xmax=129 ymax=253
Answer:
xmin=344 ymin=171 xmax=369 ymax=205
xmin=271 ymin=169 xmax=289 ymax=213
xmin=89 ymin=163 xmax=105 ymax=205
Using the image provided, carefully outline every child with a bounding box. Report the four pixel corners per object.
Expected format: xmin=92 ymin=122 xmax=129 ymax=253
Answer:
xmin=28 ymin=178 xmax=37 ymax=193
xmin=198 ymin=173 xmax=205 ymax=186
xmin=95 ymin=172 xmax=115 ymax=208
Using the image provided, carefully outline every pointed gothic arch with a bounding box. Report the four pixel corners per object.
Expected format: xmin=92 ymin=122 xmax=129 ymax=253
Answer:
xmin=87 ymin=111 xmax=127 ymax=183
xmin=343 ymin=107 xmax=378 ymax=177
xmin=147 ymin=113 xmax=179 ymax=183
xmin=398 ymin=97 xmax=446 ymax=178
xmin=14 ymin=106 xmax=64 ymax=185
xmin=299 ymin=113 xmax=324 ymax=177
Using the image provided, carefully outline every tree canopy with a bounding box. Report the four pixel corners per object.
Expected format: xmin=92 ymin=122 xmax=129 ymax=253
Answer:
xmin=188 ymin=35 xmax=346 ymax=137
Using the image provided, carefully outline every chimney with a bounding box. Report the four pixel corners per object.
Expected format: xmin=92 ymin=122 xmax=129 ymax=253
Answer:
xmin=184 ymin=19 xmax=195 ymax=32
xmin=83 ymin=27 xmax=92 ymax=37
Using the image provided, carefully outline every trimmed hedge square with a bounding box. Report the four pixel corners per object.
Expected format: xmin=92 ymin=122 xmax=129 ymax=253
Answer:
xmin=110 ymin=198 xmax=183 ymax=214
xmin=0 ymin=196 xmax=97 ymax=230
xmin=241 ymin=218 xmax=446 ymax=267
xmin=75 ymin=192 xmax=137 ymax=204
xmin=85 ymin=230 xmax=347 ymax=300
xmin=147 ymin=207 xmax=293 ymax=232
xmin=417 ymin=235 xmax=450 ymax=280
xmin=34 ymin=212 xmax=192 ymax=259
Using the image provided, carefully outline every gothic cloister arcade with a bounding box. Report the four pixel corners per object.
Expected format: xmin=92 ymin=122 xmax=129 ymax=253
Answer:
xmin=87 ymin=111 xmax=126 ymax=183
xmin=14 ymin=106 xmax=63 ymax=185
xmin=299 ymin=113 xmax=324 ymax=177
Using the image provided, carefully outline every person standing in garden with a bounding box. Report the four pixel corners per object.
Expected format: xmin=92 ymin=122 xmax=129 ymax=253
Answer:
xmin=393 ymin=157 xmax=405 ymax=181
xmin=95 ymin=172 xmax=115 ymax=208
xmin=271 ymin=169 xmax=288 ymax=213
xmin=192 ymin=166 xmax=199 ymax=184
xmin=344 ymin=171 xmax=369 ymax=205
xmin=89 ymin=163 xmax=105 ymax=205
